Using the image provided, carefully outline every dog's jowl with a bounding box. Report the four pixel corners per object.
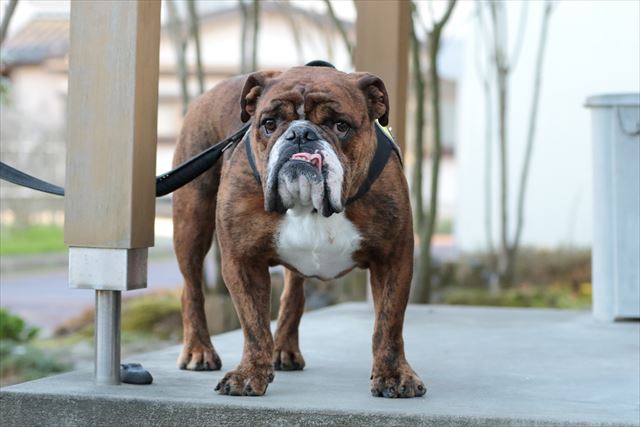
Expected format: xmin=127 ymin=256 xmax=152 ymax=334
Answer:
xmin=172 ymin=65 xmax=425 ymax=398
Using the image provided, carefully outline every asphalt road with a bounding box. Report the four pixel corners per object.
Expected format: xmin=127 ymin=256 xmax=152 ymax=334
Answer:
xmin=0 ymin=255 xmax=184 ymax=333
xmin=0 ymin=235 xmax=457 ymax=334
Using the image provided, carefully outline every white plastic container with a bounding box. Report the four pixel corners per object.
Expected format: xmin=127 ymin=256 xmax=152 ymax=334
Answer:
xmin=586 ymin=94 xmax=640 ymax=321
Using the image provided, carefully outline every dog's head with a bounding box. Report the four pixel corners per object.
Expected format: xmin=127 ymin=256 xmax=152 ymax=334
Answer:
xmin=240 ymin=66 xmax=389 ymax=217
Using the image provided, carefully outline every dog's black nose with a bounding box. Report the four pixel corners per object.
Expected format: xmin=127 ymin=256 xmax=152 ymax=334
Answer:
xmin=284 ymin=127 xmax=319 ymax=144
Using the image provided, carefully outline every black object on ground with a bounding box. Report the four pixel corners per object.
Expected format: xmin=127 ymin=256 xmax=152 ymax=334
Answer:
xmin=120 ymin=363 xmax=153 ymax=385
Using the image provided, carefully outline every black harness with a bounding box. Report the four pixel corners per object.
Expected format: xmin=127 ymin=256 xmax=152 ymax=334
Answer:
xmin=244 ymin=122 xmax=402 ymax=205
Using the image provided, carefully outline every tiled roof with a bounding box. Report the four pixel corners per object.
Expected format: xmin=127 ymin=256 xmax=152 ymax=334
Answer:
xmin=0 ymin=3 xmax=352 ymax=67
xmin=1 ymin=18 xmax=69 ymax=65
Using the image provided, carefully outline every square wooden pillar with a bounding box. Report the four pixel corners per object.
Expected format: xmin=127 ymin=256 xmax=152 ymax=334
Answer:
xmin=64 ymin=1 xmax=161 ymax=292
xmin=355 ymin=0 xmax=410 ymax=154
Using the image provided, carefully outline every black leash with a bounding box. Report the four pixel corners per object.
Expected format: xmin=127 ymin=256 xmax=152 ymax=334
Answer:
xmin=0 ymin=162 xmax=66 ymax=196
xmin=155 ymin=122 xmax=250 ymax=197
xmin=1 ymin=61 xmax=401 ymax=203
xmin=0 ymin=122 xmax=250 ymax=198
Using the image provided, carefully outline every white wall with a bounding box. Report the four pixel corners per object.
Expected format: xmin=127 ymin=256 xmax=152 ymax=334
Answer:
xmin=455 ymin=0 xmax=640 ymax=251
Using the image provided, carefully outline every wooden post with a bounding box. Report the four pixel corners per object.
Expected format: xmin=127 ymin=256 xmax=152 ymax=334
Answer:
xmin=65 ymin=0 xmax=160 ymax=252
xmin=64 ymin=0 xmax=161 ymax=384
xmin=355 ymin=0 xmax=410 ymax=154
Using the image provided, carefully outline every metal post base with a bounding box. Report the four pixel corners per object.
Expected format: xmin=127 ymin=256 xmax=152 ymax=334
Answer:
xmin=95 ymin=290 xmax=121 ymax=385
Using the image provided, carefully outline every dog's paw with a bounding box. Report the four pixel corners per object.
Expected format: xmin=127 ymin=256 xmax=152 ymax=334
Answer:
xmin=177 ymin=341 xmax=222 ymax=371
xmin=370 ymin=364 xmax=426 ymax=398
xmin=272 ymin=348 xmax=305 ymax=371
xmin=215 ymin=366 xmax=274 ymax=396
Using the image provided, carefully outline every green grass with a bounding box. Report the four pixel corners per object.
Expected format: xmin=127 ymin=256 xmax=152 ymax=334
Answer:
xmin=443 ymin=282 xmax=592 ymax=310
xmin=0 ymin=225 xmax=66 ymax=256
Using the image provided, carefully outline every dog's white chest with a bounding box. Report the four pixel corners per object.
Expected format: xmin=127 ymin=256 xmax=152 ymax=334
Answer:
xmin=276 ymin=208 xmax=361 ymax=279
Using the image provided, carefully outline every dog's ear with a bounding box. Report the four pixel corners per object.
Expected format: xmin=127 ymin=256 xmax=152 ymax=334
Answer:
xmin=352 ymin=73 xmax=390 ymax=127
xmin=240 ymin=71 xmax=280 ymax=123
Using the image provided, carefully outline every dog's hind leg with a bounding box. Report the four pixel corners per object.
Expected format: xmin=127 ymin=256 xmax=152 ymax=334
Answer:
xmin=173 ymin=164 xmax=222 ymax=371
xmin=272 ymin=268 xmax=306 ymax=371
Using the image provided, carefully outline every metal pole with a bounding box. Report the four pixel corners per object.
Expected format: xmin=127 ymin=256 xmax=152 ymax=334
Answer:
xmin=95 ymin=290 xmax=121 ymax=385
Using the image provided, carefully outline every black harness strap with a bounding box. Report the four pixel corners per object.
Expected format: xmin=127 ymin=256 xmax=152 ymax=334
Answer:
xmin=244 ymin=122 xmax=402 ymax=206
xmin=346 ymin=124 xmax=401 ymax=205
xmin=244 ymin=129 xmax=262 ymax=184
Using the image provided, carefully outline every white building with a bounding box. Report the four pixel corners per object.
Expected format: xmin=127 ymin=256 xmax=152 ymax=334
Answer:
xmin=453 ymin=0 xmax=640 ymax=250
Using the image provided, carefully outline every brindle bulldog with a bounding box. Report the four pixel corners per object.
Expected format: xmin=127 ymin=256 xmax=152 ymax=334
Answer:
xmin=172 ymin=65 xmax=425 ymax=398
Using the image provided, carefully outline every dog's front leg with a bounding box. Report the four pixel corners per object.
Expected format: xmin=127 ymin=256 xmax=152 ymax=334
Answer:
xmin=273 ymin=268 xmax=306 ymax=371
xmin=369 ymin=242 xmax=426 ymax=398
xmin=215 ymin=258 xmax=274 ymax=396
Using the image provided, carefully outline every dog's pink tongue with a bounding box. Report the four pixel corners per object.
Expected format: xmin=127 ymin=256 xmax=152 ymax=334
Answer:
xmin=291 ymin=152 xmax=322 ymax=171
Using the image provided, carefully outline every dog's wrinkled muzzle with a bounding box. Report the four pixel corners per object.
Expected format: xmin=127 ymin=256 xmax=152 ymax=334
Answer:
xmin=264 ymin=121 xmax=344 ymax=217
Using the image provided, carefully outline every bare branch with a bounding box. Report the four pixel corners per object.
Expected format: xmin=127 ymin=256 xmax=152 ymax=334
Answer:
xmin=508 ymin=1 xmax=528 ymax=71
xmin=0 ymin=0 xmax=19 ymax=48
xmin=251 ymin=0 xmax=260 ymax=71
xmin=475 ymin=4 xmax=495 ymax=256
xmin=186 ymin=0 xmax=205 ymax=95
xmin=278 ymin=0 xmax=304 ymax=64
xmin=166 ymin=0 xmax=190 ymax=115
xmin=474 ymin=3 xmax=491 ymax=87
xmin=512 ymin=0 xmax=555 ymax=253
xmin=410 ymin=2 xmax=425 ymax=231
xmin=323 ymin=0 xmax=353 ymax=63
xmin=416 ymin=0 xmax=457 ymax=304
xmin=488 ymin=0 xmax=511 ymax=284
xmin=427 ymin=0 xmax=436 ymax=27
xmin=434 ymin=0 xmax=456 ymax=31
xmin=238 ymin=0 xmax=249 ymax=73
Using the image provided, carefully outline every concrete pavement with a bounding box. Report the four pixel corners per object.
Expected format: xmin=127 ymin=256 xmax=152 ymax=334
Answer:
xmin=1 ymin=303 xmax=638 ymax=426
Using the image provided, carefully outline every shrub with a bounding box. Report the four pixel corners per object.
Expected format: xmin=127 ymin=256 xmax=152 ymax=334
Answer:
xmin=0 ymin=309 xmax=70 ymax=386
xmin=0 ymin=308 xmax=39 ymax=342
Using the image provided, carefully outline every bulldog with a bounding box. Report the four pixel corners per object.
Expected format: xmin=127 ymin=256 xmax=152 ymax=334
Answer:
xmin=172 ymin=65 xmax=425 ymax=398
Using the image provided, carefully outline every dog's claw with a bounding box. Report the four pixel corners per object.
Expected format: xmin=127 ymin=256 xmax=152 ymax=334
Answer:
xmin=272 ymin=350 xmax=305 ymax=371
xmin=371 ymin=363 xmax=426 ymax=399
xmin=383 ymin=387 xmax=397 ymax=398
xmin=177 ymin=343 xmax=222 ymax=371
xmin=216 ymin=367 xmax=272 ymax=396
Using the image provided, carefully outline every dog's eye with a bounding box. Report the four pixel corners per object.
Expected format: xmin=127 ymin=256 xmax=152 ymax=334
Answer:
xmin=262 ymin=119 xmax=277 ymax=135
xmin=333 ymin=121 xmax=350 ymax=138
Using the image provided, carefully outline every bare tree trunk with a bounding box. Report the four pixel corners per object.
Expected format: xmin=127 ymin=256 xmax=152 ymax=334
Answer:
xmin=509 ymin=1 xmax=555 ymax=281
xmin=482 ymin=1 xmax=554 ymax=287
xmin=488 ymin=2 xmax=512 ymax=287
xmin=410 ymin=7 xmax=425 ymax=232
xmin=251 ymin=0 xmax=260 ymax=71
xmin=475 ymin=6 xmax=495 ymax=259
xmin=166 ymin=0 xmax=190 ymax=115
xmin=0 ymin=0 xmax=18 ymax=48
xmin=239 ymin=0 xmax=249 ymax=73
xmin=323 ymin=0 xmax=353 ymax=63
xmin=416 ymin=0 xmax=457 ymax=304
xmin=187 ymin=0 xmax=205 ymax=95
